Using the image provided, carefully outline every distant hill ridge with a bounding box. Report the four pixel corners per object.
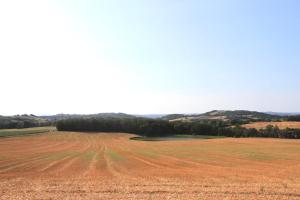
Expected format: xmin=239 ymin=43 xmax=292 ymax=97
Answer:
xmin=40 ymin=113 xmax=136 ymax=121
xmin=0 ymin=114 xmax=50 ymax=129
xmin=0 ymin=113 xmax=136 ymax=129
xmin=1 ymin=110 xmax=300 ymax=129
xmin=162 ymin=110 xmax=284 ymax=122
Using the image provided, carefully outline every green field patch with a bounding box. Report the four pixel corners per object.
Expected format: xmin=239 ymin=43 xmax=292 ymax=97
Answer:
xmin=236 ymin=149 xmax=283 ymax=161
xmin=137 ymin=150 xmax=158 ymax=158
xmin=291 ymin=147 xmax=300 ymax=153
xmin=47 ymin=133 xmax=77 ymax=141
xmin=0 ymin=127 xmax=55 ymax=138
xmin=44 ymin=151 xmax=79 ymax=161
xmin=107 ymin=149 xmax=125 ymax=161
xmin=0 ymin=155 xmax=6 ymax=160
xmin=174 ymin=135 xmax=226 ymax=139
xmin=163 ymin=143 xmax=284 ymax=161
xmin=131 ymin=135 xmax=225 ymax=141
xmin=159 ymin=145 xmax=212 ymax=157
xmin=81 ymin=151 xmax=97 ymax=161
xmin=208 ymin=146 xmax=275 ymax=160
xmin=244 ymin=152 xmax=275 ymax=161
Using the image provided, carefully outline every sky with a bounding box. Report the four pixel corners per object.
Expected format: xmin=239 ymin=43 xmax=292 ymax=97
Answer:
xmin=0 ymin=0 xmax=299 ymax=115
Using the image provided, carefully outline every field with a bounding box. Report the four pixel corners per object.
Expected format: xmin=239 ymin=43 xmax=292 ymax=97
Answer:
xmin=243 ymin=121 xmax=300 ymax=129
xmin=131 ymin=135 xmax=225 ymax=141
xmin=1 ymin=132 xmax=300 ymax=199
xmin=0 ymin=127 xmax=55 ymax=137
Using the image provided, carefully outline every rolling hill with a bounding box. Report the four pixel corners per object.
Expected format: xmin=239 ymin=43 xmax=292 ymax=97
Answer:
xmin=163 ymin=110 xmax=284 ymax=123
xmin=1 ymin=111 xmax=297 ymax=130
xmin=0 ymin=114 xmax=51 ymax=129
xmin=40 ymin=113 xmax=136 ymax=121
xmin=0 ymin=113 xmax=136 ymax=129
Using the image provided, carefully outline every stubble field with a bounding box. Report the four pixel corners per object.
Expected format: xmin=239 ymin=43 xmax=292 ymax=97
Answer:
xmin=242 ymin=121 xmax=300 ymax=129
xmin=1 ymin=131 xmax=300 ymax=199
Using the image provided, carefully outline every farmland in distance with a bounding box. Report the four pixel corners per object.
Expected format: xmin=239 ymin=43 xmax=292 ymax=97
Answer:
xmin=242 ymin=121 xmax=300 ymax=129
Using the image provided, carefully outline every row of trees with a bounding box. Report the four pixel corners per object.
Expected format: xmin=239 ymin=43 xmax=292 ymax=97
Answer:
xmin=56 ymin=118 xmax=174 ymax=137
xmin=287 ymin=115 xmax=300 ymax=121
xmin=56 ymin=118 xmax=300 ymax=139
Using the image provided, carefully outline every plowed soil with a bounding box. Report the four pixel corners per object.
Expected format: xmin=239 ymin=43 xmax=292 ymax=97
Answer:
xmin=1 ymin=132 xmax=300 ymax=199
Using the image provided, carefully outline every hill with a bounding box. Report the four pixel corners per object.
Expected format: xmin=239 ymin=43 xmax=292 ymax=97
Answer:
xmin=40 ymin=113 xmax=136 ymax=121
xmin=161 ymin=114 xmax=186 ymax=121
xmin=265 ymin=112 xmax=300 ymax=116
xmin=0 ymin=114 xmax=51 ymax=129
xmin=0 ymin=113 xmax=136 ymax=129
xmin=1 ymin=111 xmax=297 ymax=130
xmin=165 ymin=110 xmax=284 ymax=123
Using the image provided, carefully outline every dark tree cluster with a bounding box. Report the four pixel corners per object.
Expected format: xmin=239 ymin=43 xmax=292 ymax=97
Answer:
xmin=287 ymin=115 xmax=300 ymax=121
xmin=56 ymin=118 xmax=300 ymax=139
xmin=56 ymin=118 xmax=174 ymax=137
xmin=172 ymin=120 xmax=228 ymax=135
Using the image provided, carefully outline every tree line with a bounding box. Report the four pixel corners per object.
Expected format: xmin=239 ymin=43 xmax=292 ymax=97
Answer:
xmin=56 ymin=117 xmax=300 ymax=139
xmin=287 ymin=115 xmax=300 ymax=121
xmin=56 ymin=118 xmax=174 ymax=137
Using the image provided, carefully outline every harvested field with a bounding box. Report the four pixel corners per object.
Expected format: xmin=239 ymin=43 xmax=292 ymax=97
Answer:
xmin=0 ymin=132 xmax=300 ymax=199
xmin=243 ymin=121 xmax=300 ymax=129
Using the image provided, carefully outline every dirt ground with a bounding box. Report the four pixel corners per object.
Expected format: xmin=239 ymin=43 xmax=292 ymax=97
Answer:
xmin=0 ymin=132 xmax=300 ymax=199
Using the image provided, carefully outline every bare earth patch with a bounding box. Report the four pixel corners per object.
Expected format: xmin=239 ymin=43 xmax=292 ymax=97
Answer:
xmin=0 ymin=132 xmax=300 ymax=199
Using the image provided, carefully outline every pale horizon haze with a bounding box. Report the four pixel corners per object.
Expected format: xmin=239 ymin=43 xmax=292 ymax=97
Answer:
xmin=0 ymin=0 xmax=299 ymax=115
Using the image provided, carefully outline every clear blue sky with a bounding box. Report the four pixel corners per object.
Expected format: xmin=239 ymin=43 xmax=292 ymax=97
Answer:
xmin=0 ymin=0 xmax=299 ymax=114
